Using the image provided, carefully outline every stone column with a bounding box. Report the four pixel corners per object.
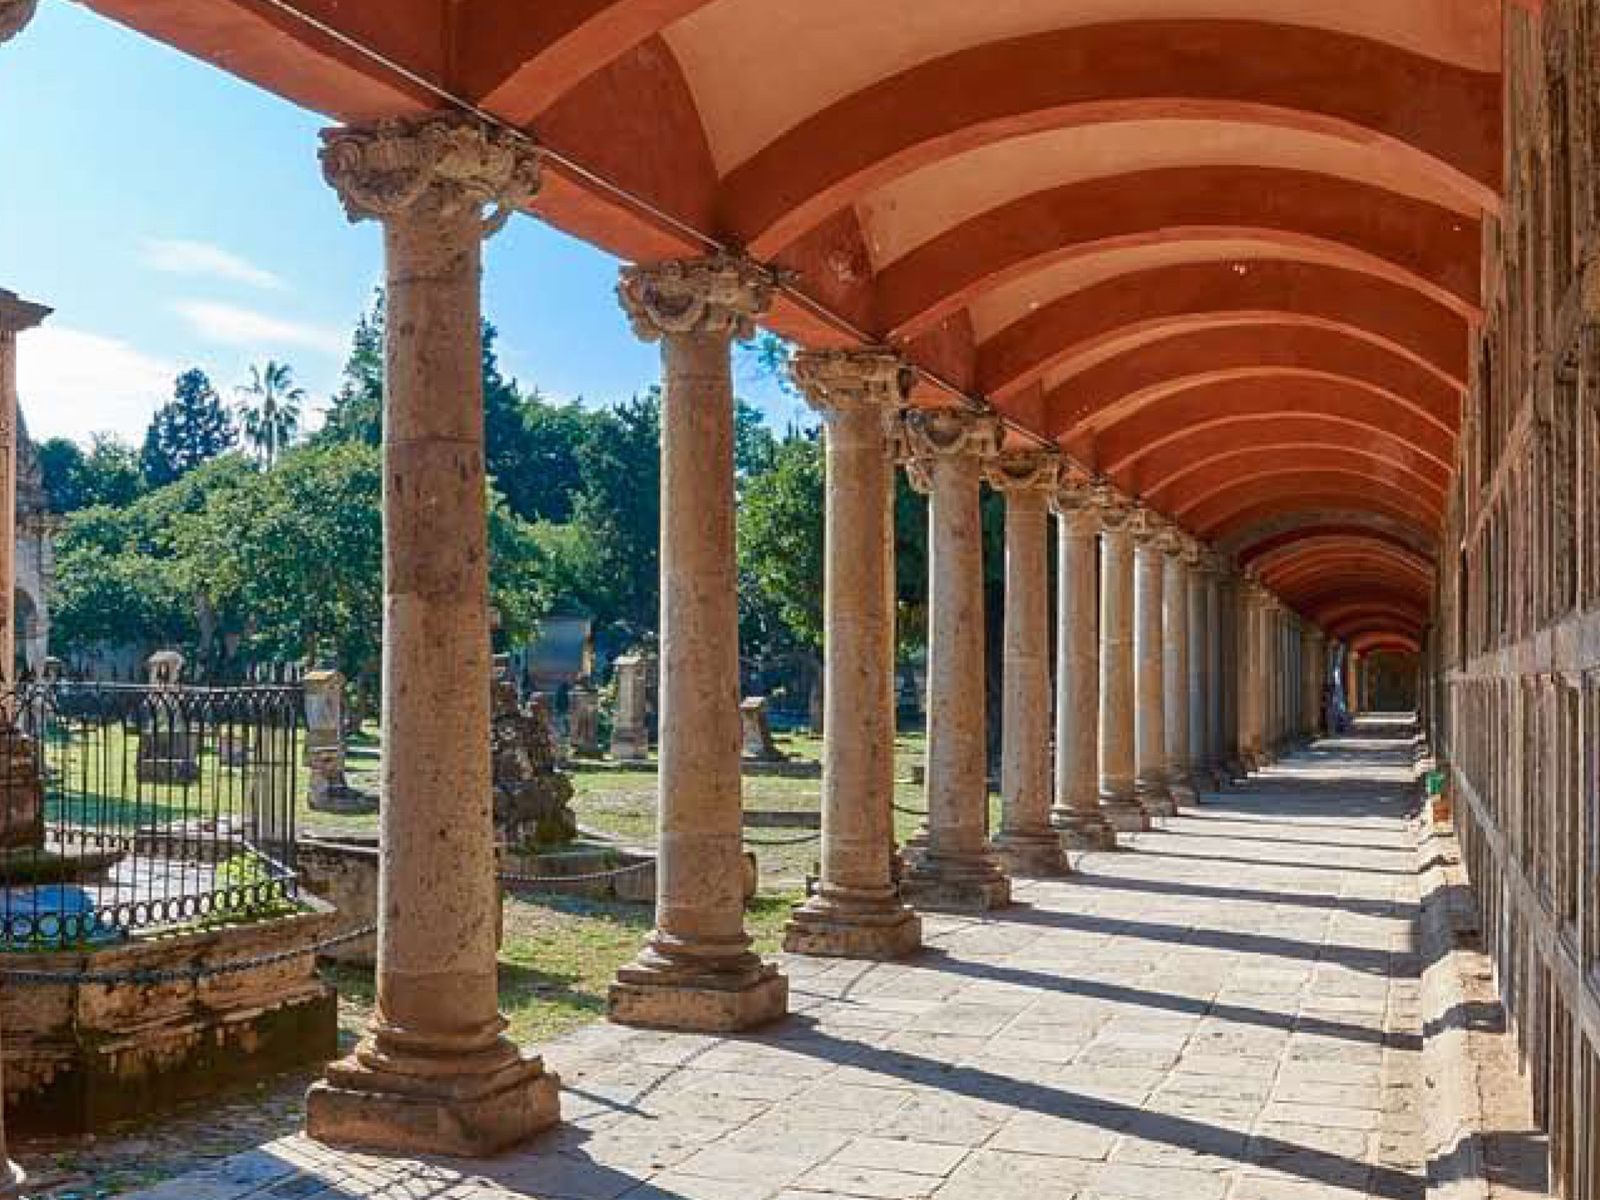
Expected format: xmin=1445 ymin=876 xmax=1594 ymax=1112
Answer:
xmin=1186 ymin=551 xmax=1209 ymax=790
xmin=309 ymin=115 xmax=558 ymax=1156
xmin=900 ymin=408 xmax=1011 ymax=909
xmin=1132 ymin=512 xmax=1175 ymax=817
xmin=0 ymin=292 xmax=47 ymax=691
xmin=608 ymin=255 xmax=788 ymax=1027
xmin=1163 ymin=541 xmax=1195 ymax=805
xmin=1097 ymin=494 xmax=1149 ymax=831
xmin=1303 ymin=628 xmax=1324 ymax=737
xmin=1237 ymin=582 xmax=1262 ymax=772
xmin=783 ymin=350 xmax=921 ymax=958
xmin=1216 ymin=572 xmax=1241 ymax=780
xmin=0 ymin=288 xmax=44 ymax=1200
xmin=989 ymin=452 xmax=1070 ymax=875
xmin=1051 ymin=487 xmax=1117 ymax=849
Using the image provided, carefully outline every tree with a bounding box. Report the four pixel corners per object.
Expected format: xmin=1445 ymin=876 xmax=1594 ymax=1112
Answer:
xmin=77 ymin=435 xmax=147 ymax=509
xmin=570 ymin=390 xmax=662 ymax=635
xmin=317 ymin=292 xmax=384 ymax=447
xmin=738 ymin=433 xmax=824 ymax=658
xmin=37 ymin=437 xmax=87 ymax=512
xmin=237 ymin=360 xmax=304 ymax=467
xmin=142 ymin=368 xmax=235 ymax=486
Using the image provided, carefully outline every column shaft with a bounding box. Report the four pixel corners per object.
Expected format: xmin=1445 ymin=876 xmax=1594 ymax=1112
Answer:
xmin=1053 ymin=499 xmax=1116 ymax=848
xmin=1186 ymin=563 xmax=1209 ymax=787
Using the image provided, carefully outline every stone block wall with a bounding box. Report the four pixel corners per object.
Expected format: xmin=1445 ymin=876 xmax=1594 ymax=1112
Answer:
xmin=1434 ymin=3 xmax=1600 ymax=1194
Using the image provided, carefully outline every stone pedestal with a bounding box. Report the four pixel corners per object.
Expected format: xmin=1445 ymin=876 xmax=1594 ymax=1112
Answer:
xmin=899 ymin=408 xmax=1011 ymax=910
xmin=989 ymin=453 xmax=1070 ymax=876
xmin=783 ymin=351 xmax=920 ymax=959
xmin=305 ymin=669 xmax=374 ymax=814
xmin=608 ymin=256 xmax=788 ymax=1029
xmin=567 ymin=686 xmax=601 ymax=757
xmin=740 ymin=696 xmax=788 ymax=763
xmin=1097 ymin=497 xmax=1148 ymax=832
xmin=1051 ymin=490 xmax=1117 ymax=850
xmin=608 ymin=654 xmax=650 ymax=761
xmin=307 ymin=114 xmax=559 ymax=1157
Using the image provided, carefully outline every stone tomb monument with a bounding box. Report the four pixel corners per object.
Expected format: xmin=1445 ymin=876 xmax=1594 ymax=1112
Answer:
xmin=740 ymin=696 xmax=788 ymax=763
xmin=135 ymin=650 xmax=201 ymax=785
xmin=304 ymin=669 xmax=375 ymax=814
xmin=567 ymin=685 xmax=601 ymax=757
xmin=491 ymin=661 xmax=577 ymax=849
xmin=608 ymin=653 xmax=650 ymax=761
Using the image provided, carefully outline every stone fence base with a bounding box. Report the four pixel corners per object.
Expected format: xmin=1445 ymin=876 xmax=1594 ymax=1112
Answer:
xmin=4 ymin=903 xmax=338 ymax=1134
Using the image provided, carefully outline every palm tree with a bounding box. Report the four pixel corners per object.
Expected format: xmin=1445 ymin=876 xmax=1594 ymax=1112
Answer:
xmin=237 ymin=361 xmax=305 ymax=468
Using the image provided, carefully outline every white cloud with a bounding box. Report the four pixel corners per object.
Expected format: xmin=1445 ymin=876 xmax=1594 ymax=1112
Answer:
xmin=141 ymin=238 xmax=286 ymax=290
xmin=174 ymin=300 xmax=345 ymax=357
xmin=15 ymin=326 xmax=177 ymax=444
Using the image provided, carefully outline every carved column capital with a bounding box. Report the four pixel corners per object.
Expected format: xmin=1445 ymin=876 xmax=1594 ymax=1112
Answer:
xmin=618 ymin=254 xmax=776 ymax=342
xmin=1050 ymin=479 xmax=1102 ymax=530
xmin=1087 ymin=483 xmax=1136 ymax=532
xmin=983 ymin=450 xmax=1059 ymax=497
xmin=898 ymin=407 xmax=1003 ymax=493
xmin=320 ymin=114 xmax=540 ymax=233
xmin=0 ymin=289 xmax=49 ymax=336
xmin=790 ymin=348 xmax=912 ymax=420
xmin=0 ymin=0 xmax=37 ymax=46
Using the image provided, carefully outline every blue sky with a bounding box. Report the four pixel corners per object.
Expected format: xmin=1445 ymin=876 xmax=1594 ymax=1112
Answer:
xmin=0 ymin=0 xmax=804 ymax=445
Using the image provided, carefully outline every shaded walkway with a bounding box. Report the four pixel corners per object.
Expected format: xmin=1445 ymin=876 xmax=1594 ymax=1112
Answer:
xmin=129 ymin=723 xmax=1427 ymax=1200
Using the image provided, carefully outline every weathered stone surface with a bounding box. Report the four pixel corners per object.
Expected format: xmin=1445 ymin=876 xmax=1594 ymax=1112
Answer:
xmin=608 ymin=653 xmax=651 ymax=762
xmin=739 ymin=697 xmax=788 ymax=763
xmin=491 ymin=671 xmax=577 ymax=849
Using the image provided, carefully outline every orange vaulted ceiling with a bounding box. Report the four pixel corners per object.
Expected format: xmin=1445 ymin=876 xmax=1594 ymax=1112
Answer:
xmin=78 ymin=0 xmax=1502 ymax=646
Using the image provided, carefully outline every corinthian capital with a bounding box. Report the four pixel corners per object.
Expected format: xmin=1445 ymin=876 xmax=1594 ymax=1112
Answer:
xmin=0 ymin=0 xmax=38 ymax=46
xmin=617 ymin=255 xmax=775 ymax=342
xmin=790 ymin=348 xmax=912 ymax=420
xmin=898 ymin=407 xmax=1003 ymax=493
xmin=319 ymin=114 xmax=540 ymax=232
xmin=983 ymin=450 xmax=1059 ymax=496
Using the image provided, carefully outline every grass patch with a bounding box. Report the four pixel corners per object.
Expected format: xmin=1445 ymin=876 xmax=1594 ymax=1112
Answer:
xmin=323 ymin=889 xmax=802 ymax=1047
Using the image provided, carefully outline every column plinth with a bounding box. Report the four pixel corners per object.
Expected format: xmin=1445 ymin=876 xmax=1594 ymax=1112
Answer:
xmin=899 ymin=408 xmax=1011 ymax=910
xmin=1096 ymin=496 xmax=1148 ymax=832
xmin=1051 ymin=491 xmax=1117 ymax=849
xmin=609 ymin=256 xmax=787 ymax=1028
xmin=307 ymin=116 xmax=558 ymax=1157
xmin=1132 ymin=514 xmax=1175 ymax=817
xmin=783 ymin=351 xmax=921 ymax=959
xmin=989 ymin=453 xmax=1070 ymax=876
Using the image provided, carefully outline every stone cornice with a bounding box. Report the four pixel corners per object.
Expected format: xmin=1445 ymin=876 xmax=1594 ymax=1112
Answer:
xmin=319 ymin=114 xmax=540 ymax=233
xmin=617 ymin=255 xmax=775 ymax=342
xmin=0 ymin=289 xmax=50 ymax=335
xmin=789 ymin=348 xmax=912 ymax=419
xmin=0 ymin=0 xmax=37 ymax=46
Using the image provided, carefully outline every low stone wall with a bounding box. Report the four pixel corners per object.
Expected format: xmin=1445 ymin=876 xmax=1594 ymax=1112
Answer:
xmin=3 ymin=902 xmax=338 ymax=1134
xmin=1415 ymin=812 xmax=1549 ymax=1200
xmin=296 ymin=836 xmax=381 ymax=965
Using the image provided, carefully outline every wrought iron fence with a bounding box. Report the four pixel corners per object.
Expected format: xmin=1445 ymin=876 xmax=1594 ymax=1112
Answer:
xmin=0 ymin=682 xmax=303 ymax=949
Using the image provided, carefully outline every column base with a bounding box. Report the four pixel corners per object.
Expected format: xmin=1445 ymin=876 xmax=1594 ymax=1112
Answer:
xmin=1135 ymin=779 xmax=1177 ymax=818
xmin=899 ymin=852 xmax=1012 ymax=911
xmin=307 ymin=1044 xmax=560 ymax=1158
xmin=990 ymin=830 xmax=1073 ymax=876
xmin=1099 ymin=794 xmax=1151 ymax=832
xmin=609 ymin=961 xmax=788 ymax=1032
xmin=1167 ymin=775 xmax=1199 ymax=807
xmin=783 ymin=897 xmax=922 ymax=959
xmin=1053 ymin=811 xmax=1119 ymax=850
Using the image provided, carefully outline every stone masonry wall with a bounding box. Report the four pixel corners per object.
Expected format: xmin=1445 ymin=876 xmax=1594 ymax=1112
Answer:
xmin=1434 ymin=4 xmax=1600 ymax=1195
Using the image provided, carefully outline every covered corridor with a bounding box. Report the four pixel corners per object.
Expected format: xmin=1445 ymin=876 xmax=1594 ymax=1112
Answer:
xmin=130 ymin=722 xmax=1451 ymax=1200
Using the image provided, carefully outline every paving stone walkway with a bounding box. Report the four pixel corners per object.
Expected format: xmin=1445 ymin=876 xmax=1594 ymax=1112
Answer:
xmin=125 ymin=723 xmax=1427 ymax=1200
